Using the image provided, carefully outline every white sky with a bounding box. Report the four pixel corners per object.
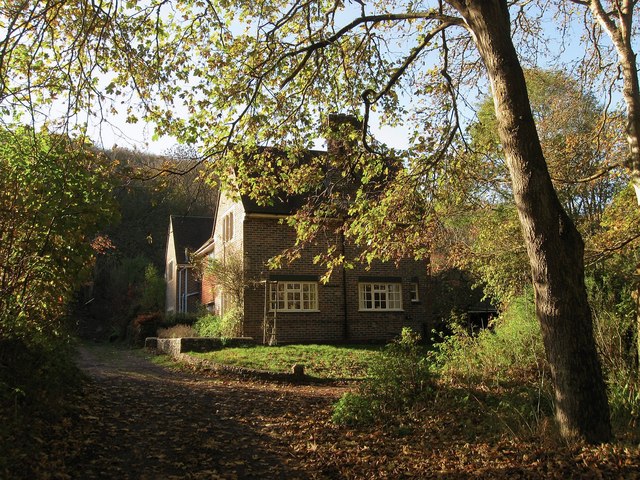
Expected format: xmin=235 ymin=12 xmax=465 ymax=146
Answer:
xmin=87 ymin=108 xmax=411 ymax=155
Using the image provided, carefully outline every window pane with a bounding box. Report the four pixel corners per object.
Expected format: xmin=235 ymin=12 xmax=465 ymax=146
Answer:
xmin=359 ymin=282 xmax=402 ymax=310
xmin=410 ymin=283 xmax=419 ymax=302
xmin=270 ymin=282 xmax=317 ymax=311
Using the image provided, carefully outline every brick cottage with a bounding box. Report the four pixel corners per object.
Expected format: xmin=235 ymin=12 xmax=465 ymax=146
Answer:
xmin=190 ymin=117 xmax=432 ymax=344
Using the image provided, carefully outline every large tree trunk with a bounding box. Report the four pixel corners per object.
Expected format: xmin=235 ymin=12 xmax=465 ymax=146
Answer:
xmin=450 ymin=0 xmax=612 ymax=443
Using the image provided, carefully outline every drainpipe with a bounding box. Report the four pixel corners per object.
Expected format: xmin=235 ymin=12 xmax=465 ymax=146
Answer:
xmin=183 ymin=268 xmax=188 ymax=313
xmin=178 ymin=267 xmax=183 ymax=313
xmin=341 ymin=229 xmax=349 ymax=340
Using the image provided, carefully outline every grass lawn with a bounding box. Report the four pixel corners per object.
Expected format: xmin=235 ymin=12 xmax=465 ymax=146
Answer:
xmin=189 ymin=344 xmax=384 ymax=379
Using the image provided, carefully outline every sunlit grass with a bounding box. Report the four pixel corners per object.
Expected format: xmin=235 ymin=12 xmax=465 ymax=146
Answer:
xmin=190 ymin=344 xmax=383 ymax=379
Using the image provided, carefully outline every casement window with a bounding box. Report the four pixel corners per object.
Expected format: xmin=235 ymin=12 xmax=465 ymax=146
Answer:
xmin=409 ymin=282 xmax=420 ymax=303
xmin=269 ymin=281 xmax=319 ymax=312
xmin=359 ymin=282 xmax=403 ymax=311
xmin=222 ymin=212 xmax=234 ymax=242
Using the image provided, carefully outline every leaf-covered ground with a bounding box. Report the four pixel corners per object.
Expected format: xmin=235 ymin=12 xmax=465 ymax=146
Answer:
xmin=8 ymin=344 xmax=640 ymax=479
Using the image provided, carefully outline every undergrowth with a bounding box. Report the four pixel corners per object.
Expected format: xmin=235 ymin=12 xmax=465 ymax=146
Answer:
xmin=332 ymin=328 xmax=433 ymax=426
xmin=0 ymin=335 xmax=84 ymax=475
xmin=429 ymin=294 xmax=554 ymax=439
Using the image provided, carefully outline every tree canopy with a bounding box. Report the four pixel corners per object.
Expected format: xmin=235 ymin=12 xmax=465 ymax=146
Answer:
xmin=453 ymin=68 xmax=627 ymax=305
xmin=5 ymin=0 xmax=640 ymax=443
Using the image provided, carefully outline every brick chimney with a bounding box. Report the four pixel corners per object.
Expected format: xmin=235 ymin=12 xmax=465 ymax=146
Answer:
xmin=326 ymin=113 xmax=361 ymax=156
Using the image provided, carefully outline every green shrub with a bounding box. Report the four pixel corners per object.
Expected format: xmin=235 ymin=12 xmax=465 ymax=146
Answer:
xmin=429 ymin=293 xmax=554 ymax=438
xmin=332 ymin=328 xmax=433 ymax=426
xmin=140 ymin=264 xmax=165 ymax=313
xmin=0 ymin=336 xmax=84 ymax=476
xmin=588 ymin=278 xmax=639 ymax=431
xmin=219 ymin=307 xmax=243 ymax=338
xmin=0 ymin=337 xmax=82 ymax=416
xmin=607 ymin=367 xmax=640 ymax=430
xmin=194 ymin=308 xmax=243 ymax=338
xmin=332 ymin=392 xmax=377 ymax=426
xmin=194 ymin=313 xmax=222 ymax=337
xmin=433 ymin=293 xmax=546 ymax=385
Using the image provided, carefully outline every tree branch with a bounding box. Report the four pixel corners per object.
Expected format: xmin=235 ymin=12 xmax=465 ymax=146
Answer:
xmin=280 ymin=10 xmax=463 ymax=88
xmin=587 ymin=231 xmax=640 ymax=265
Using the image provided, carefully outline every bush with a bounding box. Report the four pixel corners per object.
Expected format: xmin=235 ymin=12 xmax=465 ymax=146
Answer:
xmin=140 ymin=264 xmax=165 ymax=312
xmin=0 ymin=336 xmax=84 ymax=476
xmin=588 ymin=278 xmax=639 ymax=430
xmin=0 ymin=337 xmax=82 ymax=418
xmin=194 ymin=308 xmax=243 ymax=338
xmin=219 ymin=307 xmax=243 ymax=338
xmin=332 ymin=328 xmax=433 ymax=426
xmin=128 ymin=311 xmax=163 ymax=346
xmin=194 ymin=313 xmax=222 ymax=337
xmin=332 ymin=392 xmax=377 ymax=426
xmin=430 ymin=292 xmax=554 ymax=437
xmin=432 ymin=293 xmax=546 ymax=385
xmin=157 ymin=324 xmax=197 ymax=338
xmin=161 ymin=312 xmax=200 ymax=328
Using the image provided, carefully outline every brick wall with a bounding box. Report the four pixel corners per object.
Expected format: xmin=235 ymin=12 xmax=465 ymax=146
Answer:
xmin=243 ymin=215 xmax=431 ymax=344
xmin=243 ymin=216 xmax=346 ymax=343
xmin=203 ymin=191 xmax=246 ymax=316
xmin=201 ymin=271 xmax=216 ymax=307
xmin=203 ymin=188 xmax=432 ymax=344
xmin=342 ymin=243 xmax=430 ymax=342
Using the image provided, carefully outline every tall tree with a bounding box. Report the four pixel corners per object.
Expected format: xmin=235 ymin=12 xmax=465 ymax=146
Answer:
xmin=459 ymin=69 xmax=625 ymax=305
xmin=0 ymin=0 xmax=613 ymax=442
xmin=568 ymin=0 xmax=640 ymax=204
xmin=565 ymin=0 xmax=640 ymax=387
xmin=447 ymin=1 xmax=610 ymax=443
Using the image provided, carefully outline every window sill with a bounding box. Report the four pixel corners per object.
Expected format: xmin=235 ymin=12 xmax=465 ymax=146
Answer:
xmin=358 ymin=309 xmax=405 ymax=313
xmin=269 ymin=309 xmax=321 ymax=313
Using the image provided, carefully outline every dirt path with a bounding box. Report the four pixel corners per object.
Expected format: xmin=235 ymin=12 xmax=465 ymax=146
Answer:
xmin=21 ymin=345 xmax=639 ymax=479
xmin=63 ymin=344 xmax=345 ymax=479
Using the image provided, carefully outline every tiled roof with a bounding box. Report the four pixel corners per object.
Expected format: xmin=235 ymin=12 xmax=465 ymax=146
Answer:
xmin=171 ymin=216 xmax=213 ymax=263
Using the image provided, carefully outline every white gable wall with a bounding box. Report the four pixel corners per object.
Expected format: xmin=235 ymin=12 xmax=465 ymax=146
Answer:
xmin=165 ymin=219 xmax=178 ymax=314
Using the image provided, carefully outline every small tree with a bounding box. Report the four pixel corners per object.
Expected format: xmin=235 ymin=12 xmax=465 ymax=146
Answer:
xmin=0 ymin=125 xmax=116 ymax=425
xmin=140 ymin=264 xmax=165 ymax=313
xmin=203 ymin=249 xmax=245 ymax=337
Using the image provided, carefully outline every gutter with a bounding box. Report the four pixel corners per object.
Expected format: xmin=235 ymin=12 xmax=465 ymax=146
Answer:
xmin=194 ymin=237 xmax=215 ymax=257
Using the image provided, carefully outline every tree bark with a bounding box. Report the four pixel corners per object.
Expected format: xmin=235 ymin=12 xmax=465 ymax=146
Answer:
xmin=449 ymin=0 xmax=612 ymax=443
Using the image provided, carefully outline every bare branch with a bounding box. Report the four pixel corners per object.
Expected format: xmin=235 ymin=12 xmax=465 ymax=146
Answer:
xmin=551 ymin=162 xmax=623 ymax=184
xmin=587 ymin=231 xmax=640 ymax=265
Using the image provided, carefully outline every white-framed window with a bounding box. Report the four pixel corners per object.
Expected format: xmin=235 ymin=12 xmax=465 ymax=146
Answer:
xmin=269 ymin=282 xmax=319 ymax=312
xmin=409 ymin=282 xmax=420 ymax=303
xmin=359 ymin=282 xmax=403 ymax=311
xmin=222 ymin=211 xmax=234 ymax=242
